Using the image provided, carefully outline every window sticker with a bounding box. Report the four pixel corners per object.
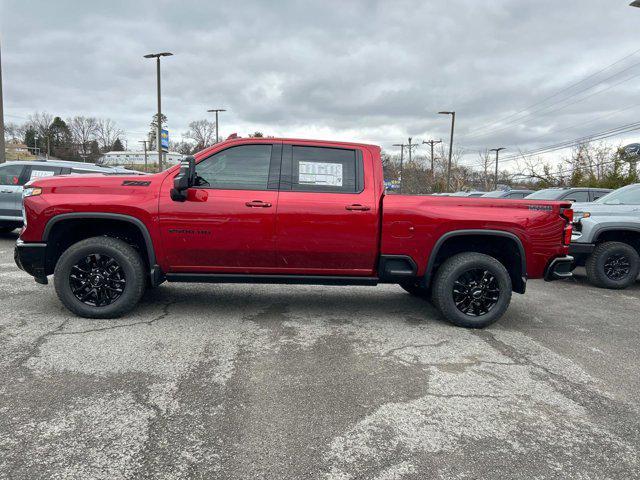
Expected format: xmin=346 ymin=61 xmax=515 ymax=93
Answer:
xmin=298 ymin=161 xmax=343 ymax=187
xmin=29 ymin=170 xmax=56 ymax=180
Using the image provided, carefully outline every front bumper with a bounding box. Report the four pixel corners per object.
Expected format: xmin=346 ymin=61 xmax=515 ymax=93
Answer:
xmin=14 ymin=240 xmax=48 ymax=283
xmin=569 ymin=242 xmax=595 ymax=255
xmin=544 ymin=255 xmax=574 ymax=281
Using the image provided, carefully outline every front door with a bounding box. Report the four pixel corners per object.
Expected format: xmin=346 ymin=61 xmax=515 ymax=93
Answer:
xmin=0 ymin=164 xmax=28 ymax=221
xmin=159 ymin=143 xmax=282 ymax=273
xmin=275 ymin=144 xmax=380 ymax=276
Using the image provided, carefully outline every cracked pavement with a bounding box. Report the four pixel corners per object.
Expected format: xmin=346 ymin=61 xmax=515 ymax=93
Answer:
xmin=0 ymin=232 xmax=639 ymax=479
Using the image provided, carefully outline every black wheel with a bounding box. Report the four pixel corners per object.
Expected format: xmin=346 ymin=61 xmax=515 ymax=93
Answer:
xmin=54 ymin=236 xmax=146 ymax=318
xmin=432 ymin=252 xmax=512 ymax=328
xmin=585 ymin=241 xmax=640 ymax=289
xmin=399 ymin=281 xmax=430 ymax=298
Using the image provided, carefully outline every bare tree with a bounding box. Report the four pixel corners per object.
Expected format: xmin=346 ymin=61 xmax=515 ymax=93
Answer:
xmin=95 ymin=118 xmax=124 ymax=152
xmin=183 ymin=119 xmax=216 ymax=150
xmin=27 ymin=112 xmax=53 ymax=138
xmin=68 ymin=116 xmax=98 ymax=155
xmin=4 ymin=122 xmax=24 ymax=142
xmin=478 ymin=149 xmax=493 ymax=191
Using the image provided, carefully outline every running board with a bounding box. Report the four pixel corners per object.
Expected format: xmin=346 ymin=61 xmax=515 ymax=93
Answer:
xmin=165 ymin=273 xmax=380 ymax=286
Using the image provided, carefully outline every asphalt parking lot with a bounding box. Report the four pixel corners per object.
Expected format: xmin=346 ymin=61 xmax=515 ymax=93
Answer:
xmin=0 ymin=232 xmax=639 ymax=480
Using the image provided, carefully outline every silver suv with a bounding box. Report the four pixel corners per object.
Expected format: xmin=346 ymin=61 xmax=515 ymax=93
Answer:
xmin=0 ymin=160 xmax=138 ymax=234
xmin=570 ymin=183 xmax=640 ymax=289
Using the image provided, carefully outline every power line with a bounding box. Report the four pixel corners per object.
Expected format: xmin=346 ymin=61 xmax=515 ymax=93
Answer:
xmin=464 ymin=47 xmax=640 ymax=139
xmin=497 ymin=121 xmax=640 ymax=164
xmin=465 ymin=67 xmax=640 ymax=142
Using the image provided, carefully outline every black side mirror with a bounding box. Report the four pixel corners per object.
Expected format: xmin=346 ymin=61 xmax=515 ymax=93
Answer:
xmin=170 ymin=156 xmax=196 ymax=202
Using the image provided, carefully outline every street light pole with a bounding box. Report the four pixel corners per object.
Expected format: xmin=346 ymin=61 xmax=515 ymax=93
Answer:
xmin=207 ymin=108 xmax=226 ymax=143
xmin=438 ymin=111 xmax=456 ymax=192
xmin=144 ymin=52 xmax=172 ymax=172
xmin=490 ymin=147 xmax=506 ymax=190
xmin=0 ymin=36 xmax=5 ymax=164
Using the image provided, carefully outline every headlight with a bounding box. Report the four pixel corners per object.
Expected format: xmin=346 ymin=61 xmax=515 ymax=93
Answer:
xmin=572 ymin=211 xmax=590 ymax=223
xmin=22 ymin=187 xmax=42 ymax=198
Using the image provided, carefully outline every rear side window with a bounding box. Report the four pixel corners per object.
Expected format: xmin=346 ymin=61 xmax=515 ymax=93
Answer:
xmin=71 ymin=169 xmax=101 ymax=174
xmin=196 ymin=144 xmax=273 ymax=190
xmin=507 ymin=192 xmax=525 ymax=199
xmin=291 ymin=146 xmax=358 ymax=193
xmin=0 ymin=164 xmax=26 ymax=186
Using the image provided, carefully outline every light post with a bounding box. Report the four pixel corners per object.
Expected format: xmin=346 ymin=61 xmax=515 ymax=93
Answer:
xmin=207 ymin=108 xmax=226 ymax=143
xmin=438 ymin=111 xmax=456 ymax=191
xmin=490 ymin=147 xmax=506 ymax=190
xmin=144 ymin=52 xmax=172 ymax=171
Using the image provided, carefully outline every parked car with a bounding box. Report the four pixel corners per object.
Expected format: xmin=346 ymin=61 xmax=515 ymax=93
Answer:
xmin=0 ymin=160 xmax=141 ymax=233
xmin=525 ymin=187 xmax=611 ymax=203
xmin=482 ymin=189 xmax=534 ymax=199
xmin=15 ymin=137 xmax=573 ymax=328
xmin=570 ymin=183 xmax=640 ymax=289
xmin=450 ymin=191 xmax=487 ymax=197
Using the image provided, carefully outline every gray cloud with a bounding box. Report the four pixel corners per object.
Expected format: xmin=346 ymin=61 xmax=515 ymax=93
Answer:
xmin=2 ymin=0 xmax=639 ymax=167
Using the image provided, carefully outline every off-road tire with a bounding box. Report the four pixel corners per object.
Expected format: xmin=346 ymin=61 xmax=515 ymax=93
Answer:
xmin=585 ymin=241 xmax=639 ymax=290
xmin=432 ymin=252 xmax=512 ymax=328
xmin=54 ymin=236 xmax=146 ymax=318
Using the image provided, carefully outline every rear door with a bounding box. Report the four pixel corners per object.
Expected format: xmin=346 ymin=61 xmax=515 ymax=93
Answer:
xmin=275 ymin=144 xmax=379 ymax=275
xmin=0 ymin=164 xmax=29 ymax=220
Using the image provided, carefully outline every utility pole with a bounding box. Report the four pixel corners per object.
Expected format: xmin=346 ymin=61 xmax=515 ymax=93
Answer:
xmin=0 ymin=36 xmax=5 ymax=164
xmin=392 ymin=143 xmax=406 ymax=193
xmin=207 ymin=108 xmax=226 ymax=143
xmin=490 ymin=147 xmax=506 ymax=190
xmin=438 ymin=111 xmax=456 ymax=191
xmin=423 ymin=139 xmax=442 ymax=181
xmin=144 ymin=52 xmax=173 ymax=172
xmin=138 ymin=140 xmax=149 ymax=171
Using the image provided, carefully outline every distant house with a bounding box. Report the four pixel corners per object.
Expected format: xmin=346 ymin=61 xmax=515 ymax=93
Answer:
xmin=5 ymin=140 xmax=36 ymax=160
xmin=98 ymin=150 xmax=183 ymax=166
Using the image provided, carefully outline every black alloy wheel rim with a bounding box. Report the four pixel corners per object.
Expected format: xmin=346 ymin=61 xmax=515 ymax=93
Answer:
xmin=604 ymin=254 xmax=631 ymax=281
xmin=452 ymin=268 xmax=500 ymax=317
xmin=69 ymin=254 xmax=126 ymax=307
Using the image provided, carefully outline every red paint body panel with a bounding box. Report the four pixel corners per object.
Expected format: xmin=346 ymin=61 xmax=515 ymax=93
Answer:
xmin=20 ymin=137 xmax=568 ymax=282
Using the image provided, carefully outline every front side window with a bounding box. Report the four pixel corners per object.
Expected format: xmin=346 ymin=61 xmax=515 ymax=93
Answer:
xmin=291 ymin=146 xmax=357 ymax=193
xmin=196 ymin=144 xmax=273 ymax=190
xmin=0 ymin=164 xmax=26 ymax=186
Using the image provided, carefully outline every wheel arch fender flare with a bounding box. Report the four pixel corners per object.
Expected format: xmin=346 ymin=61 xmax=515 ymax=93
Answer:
xmin=592 ymin=226 xmax=640 ymax=244
xmin=424 ymin=229 xmax=527 ymax=288
xmin=42 ymin=212 xmax=157 ymax=266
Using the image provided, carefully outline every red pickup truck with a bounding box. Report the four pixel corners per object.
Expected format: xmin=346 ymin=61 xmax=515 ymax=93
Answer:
xmin=15 ymin=137 xmax=573 ymax=328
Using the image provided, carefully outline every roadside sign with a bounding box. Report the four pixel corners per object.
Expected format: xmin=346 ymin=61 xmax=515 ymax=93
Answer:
xmin=161 ymin=129 xmax=169 ymax=152
xmin=384 ymin=179 xmax=401 ymax=190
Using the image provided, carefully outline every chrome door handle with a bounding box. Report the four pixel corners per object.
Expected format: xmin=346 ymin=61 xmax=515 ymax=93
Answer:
xmin=245 ymin=200 xmax=272 ymax=208
xmin=345 ymin=204 xmax=370 ymax=211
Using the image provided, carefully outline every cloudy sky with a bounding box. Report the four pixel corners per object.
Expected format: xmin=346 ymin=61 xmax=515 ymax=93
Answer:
xmin=2 ymin=0 xmax=640 ymax=170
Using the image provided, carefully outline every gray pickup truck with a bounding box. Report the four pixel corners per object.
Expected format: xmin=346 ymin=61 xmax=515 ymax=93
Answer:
xmin=570 ymin=183 xmax=640 ymax=289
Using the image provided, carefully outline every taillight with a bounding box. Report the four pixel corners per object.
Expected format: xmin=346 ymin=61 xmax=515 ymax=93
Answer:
xmin=561 ymin=208 xmax=573 ymax=245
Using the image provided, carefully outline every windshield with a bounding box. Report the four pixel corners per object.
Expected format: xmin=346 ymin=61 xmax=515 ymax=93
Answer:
xmin=594 ymin=184 xmax=640 ymax=205
xmin=482 ymin=190 xmax=506 ymax=198
xmin=525 ymin=189 xmax=563 ymax=200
